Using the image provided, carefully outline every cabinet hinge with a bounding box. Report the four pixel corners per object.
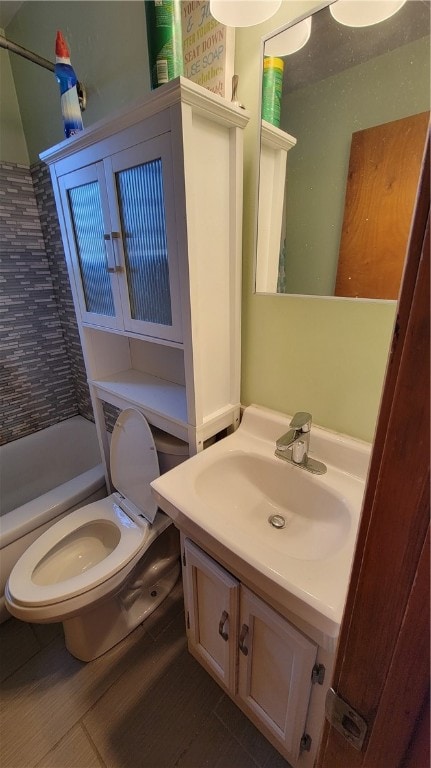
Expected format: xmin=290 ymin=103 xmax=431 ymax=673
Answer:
xmin=182 ymin=550 xmax=186 ymax=567
xmin=311 ymin=663 xmax=325 ymax=685
xmin=325 ymin=688 xmax=368 ymax=751
xmin=300 ymin=733 xmax=312 ymax=753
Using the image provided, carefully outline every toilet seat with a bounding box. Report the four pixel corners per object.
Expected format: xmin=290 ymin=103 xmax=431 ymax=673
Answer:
xmin=6 ymin=496 xmax=148 ymax=606
xmin=5 ymin=496 xmax=172 ymax=621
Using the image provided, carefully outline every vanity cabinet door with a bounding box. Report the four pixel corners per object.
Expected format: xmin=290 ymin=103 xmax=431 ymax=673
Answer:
xmin=183 ymin=539 xmax=239 ymax=693
xmin=59 ymin=163 xmax=124 ymax=330
xmin=237 ymin=587 xmax=317 ymax=763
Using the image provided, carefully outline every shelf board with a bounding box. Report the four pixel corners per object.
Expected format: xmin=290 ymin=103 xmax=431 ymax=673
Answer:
xmin=91 ymin=369 xmax=188 ymax=425
xmin=82 ymin=323 xmax=184 ymax=350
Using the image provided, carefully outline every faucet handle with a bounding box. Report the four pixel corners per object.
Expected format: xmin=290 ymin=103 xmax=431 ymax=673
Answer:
xmin=276 ymin=429 xmax=296 ymax=451
xmin=289 ymin=412 xmax=312 ymax=432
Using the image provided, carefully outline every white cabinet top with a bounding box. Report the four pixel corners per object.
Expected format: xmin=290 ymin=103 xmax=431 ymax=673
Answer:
xmin=40 ymin=77 xmax=250 ymax=166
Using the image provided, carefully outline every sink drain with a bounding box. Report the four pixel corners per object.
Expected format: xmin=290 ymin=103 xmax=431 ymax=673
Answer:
xmin=268 ymin=514 xmax=286 ymax=529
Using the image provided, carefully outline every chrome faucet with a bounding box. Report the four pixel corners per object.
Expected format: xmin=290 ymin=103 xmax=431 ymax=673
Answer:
xmin=275 ymin=412 xmax=326 ymax=474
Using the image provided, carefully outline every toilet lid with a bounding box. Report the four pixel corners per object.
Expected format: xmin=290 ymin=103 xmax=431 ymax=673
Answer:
xmin=111 ymin=409 xmax=159 ymax=524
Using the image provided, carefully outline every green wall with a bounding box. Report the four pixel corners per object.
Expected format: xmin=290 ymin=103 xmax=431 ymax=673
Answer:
xmin=0 ymin=27 xmax=29 ymax=163
xmin=282 ymin=36 xmax=430 ymax=295
xmin=6 ymin=0 xmax=409 ymax=442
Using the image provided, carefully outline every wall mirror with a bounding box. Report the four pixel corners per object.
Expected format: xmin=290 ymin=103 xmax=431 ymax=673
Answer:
xmin=255 ymin=0 xmax=430 ymax=299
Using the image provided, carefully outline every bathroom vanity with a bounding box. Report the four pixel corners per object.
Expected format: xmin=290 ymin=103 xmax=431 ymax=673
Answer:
xmin=40 ymin=78 xmax=249 ymax=477
xmin=152 ymin=404 xmax=371 ymax=766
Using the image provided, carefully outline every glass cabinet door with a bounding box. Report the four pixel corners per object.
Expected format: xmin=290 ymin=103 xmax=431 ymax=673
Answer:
xmin=59 ymin=164 xmax=123 ymax=330
xmin=105 ymin=133 xmax=183 ymax=342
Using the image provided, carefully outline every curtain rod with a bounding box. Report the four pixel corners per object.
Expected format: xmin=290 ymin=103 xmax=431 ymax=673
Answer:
xmin=0 ymin=33 xmax=87 ymax=110
xmin=0 ymin=33 xmax=55 ymax=72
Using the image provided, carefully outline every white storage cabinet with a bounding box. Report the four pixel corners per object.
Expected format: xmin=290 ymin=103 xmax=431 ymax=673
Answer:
xmin=41 ymin=78 xmax=249 ymax=466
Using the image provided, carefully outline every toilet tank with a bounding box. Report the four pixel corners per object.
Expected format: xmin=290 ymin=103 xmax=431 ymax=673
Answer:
xmin=151 ymin=428 xmax=189 ymax=474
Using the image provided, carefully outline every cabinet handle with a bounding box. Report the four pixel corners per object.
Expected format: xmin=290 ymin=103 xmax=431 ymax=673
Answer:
xmin=103 ymin=233 xmax=117 ymax=273
xmin=218 ymin=610 xmax=229 ymax=641
xmin=239 ymin=623 xmax=249 ymax=656
xmin=110 ymin=231 xmax=123 ymax=272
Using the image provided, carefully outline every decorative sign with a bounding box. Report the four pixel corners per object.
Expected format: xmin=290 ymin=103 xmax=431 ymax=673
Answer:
xmin=181 ymin=1 xmax=235 ymax=98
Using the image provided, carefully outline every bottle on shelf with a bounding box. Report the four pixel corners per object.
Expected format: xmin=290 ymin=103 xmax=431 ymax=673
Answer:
xmin=145 ymin=0 xmax=184 ymax=89
xmin=262 ymin=56 xmax=284 ymax=128
xmin=54 ymin=30 xmax=83 ymax=139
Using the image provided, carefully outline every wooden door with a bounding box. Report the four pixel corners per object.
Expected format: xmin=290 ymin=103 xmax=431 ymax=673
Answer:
xmin=317 ymin=134 xmax=430 ymax=767
xmin=182 ymin=538 xmax=239 ymax=693
xmin=335 ymin=111 xmax=429 ymax=299
xmin=237 ymin=586 xmax=317 ymax=764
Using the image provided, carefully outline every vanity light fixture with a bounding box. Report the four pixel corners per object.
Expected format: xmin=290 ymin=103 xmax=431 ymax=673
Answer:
xmin=264 ymin=16 xmax=312 ymax=56
xmin=329 ymin=0 xmax=407 ymax=28
xmin=210 ymin=0 xmax=282 ymax=28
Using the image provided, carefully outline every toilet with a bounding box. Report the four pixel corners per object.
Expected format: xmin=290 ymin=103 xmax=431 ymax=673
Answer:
xmin=5 ymin=408 xmax=188 ymax=661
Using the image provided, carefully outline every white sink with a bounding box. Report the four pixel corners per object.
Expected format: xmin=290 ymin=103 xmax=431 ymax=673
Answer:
xmin=195 ymin=451 xmax=351 ymax=561
xmin=151 ymin=404 xmax=371 ymax=648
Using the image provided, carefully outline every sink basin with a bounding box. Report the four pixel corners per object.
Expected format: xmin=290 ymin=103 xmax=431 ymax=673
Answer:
xmin=151 ymin=404 xmax=371 ymax=646
xmin=195 ymin=452 xmax=351 ymax=561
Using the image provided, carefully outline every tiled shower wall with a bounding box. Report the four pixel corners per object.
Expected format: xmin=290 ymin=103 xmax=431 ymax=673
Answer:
xmin=31 ymin=162 xmax=92 ymax=422
xmin=0 ymin=161 xmax=92 ymax=445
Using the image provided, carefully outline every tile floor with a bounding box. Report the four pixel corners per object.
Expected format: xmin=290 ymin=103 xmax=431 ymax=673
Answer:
xmin=0 ymin=579 xmax=291 ymax=768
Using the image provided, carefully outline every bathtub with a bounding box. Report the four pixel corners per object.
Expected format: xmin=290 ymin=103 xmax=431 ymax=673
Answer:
xmin=0 ymin=416 xmax=106 ymax=622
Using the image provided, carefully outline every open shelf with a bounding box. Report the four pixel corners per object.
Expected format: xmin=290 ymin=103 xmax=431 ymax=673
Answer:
xmin=91 ymin=369 xmax=188 ymax=427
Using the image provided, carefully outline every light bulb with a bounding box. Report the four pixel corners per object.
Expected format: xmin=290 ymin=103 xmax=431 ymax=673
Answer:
xmin=265 ymin=17 xmax=312 ymax=56
xmin=210 ymin=0 xmax=282 ymax=28
xmin=329 ymin=0 xmax=407 ymax=28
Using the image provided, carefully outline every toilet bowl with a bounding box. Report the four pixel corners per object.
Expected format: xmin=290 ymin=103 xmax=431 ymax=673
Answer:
xmin=5 ymin=409 xmax=188 ymax=661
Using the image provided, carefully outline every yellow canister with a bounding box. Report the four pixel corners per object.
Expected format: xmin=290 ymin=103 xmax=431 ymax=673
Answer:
xmin=262 ymin=56 xmax=284 ymax=127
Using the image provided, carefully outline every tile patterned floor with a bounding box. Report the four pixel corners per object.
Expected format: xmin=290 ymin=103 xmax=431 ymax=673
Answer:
xmin=0 ymin=580 xmax=291 ymax=768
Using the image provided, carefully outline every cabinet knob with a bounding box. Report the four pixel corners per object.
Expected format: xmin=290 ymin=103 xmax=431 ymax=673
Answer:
xmin=239 ymin=623 xmax=249 ymax=656
xmin=218 ymin=610 xmax=229 ymax=641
